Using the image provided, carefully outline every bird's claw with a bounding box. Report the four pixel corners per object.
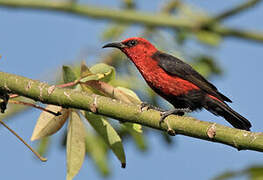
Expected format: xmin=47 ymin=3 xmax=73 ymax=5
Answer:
xmin=140 ymin=102 xmax=164 ymax=112
xmin=159 ymin=108 xmax=191 ymax=124
xmin=159 ymin=108 xmax=191 ymax=136
xmin=140 ymin=102 xmax=150 ymax=111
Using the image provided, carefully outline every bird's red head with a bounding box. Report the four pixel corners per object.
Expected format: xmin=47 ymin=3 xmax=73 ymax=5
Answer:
xmin=103 ymin=37 xmax=157 ymax=64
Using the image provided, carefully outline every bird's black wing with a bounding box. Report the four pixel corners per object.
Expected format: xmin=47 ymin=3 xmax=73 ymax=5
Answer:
xmin=152 ymin=51 xmax=232 ymax=102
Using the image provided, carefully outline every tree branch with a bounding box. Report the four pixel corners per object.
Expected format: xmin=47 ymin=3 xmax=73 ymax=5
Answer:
xmin=0 ymin=0 xmax=263 ymax=43
xmin=0 ymin=71 xmax=262 ymax=152
xmin=213 ymin=0 xmax=261 ymax=22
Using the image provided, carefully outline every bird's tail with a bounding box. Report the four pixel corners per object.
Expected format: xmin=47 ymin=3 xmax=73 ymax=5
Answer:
xmin=204 ymin=96 xmax=251 ymax=131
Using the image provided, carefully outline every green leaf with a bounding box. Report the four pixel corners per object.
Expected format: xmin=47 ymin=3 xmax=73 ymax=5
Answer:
xmin=123 ymin=122 xmax=142 ymax=133
xmin=36 ymin=137 xmax=50 ymax=156
xmin=175 ymin=29 xmax=189 ymax=45
xmin=191 ymin=62 xmax=211 ymax=77
xmin=80 ymin=61 xmax=92 ymax=77
xmin=162 ymin=132 xmax=173 ymax=145
xmin=115 ymin=87 xmax=143 ymax=137
xmin=66 ymin=111 xmax=86 ymax=180
xmin=63 ymin=65 xmax=77 ymax=84
xmin=113 ymin=86 xmax=141 ymax=105
xmin=79 ymin=61 xmax=96 ymax=94
xmin=248 ymin=166 xmax=263 ymax=180
xmin=212 ymin=171 xmax=238 ymax=180
xmin=212 ymin=165 xmax=263 ymax=180
xmin=79 ymin=74 xmax=101 ymax=83
xmin=86 ymin=131 xmax=110 ymax=176
xmin=115 ymin=86 xmax=141 ymax=103
xmin=85 ymin=112 xmax=126 ymax=168
xmin=79 ymin=63 xmax=115 ymax=84
xmin=196 ymin=31 xmax=221 ymax=46
xmin=122 ymin=123 xmax=147 ymax=151
xmin=90 ymin=63 xmax=116 ymax=83
xmin=31 ymin=105 xmax=69 ymax=141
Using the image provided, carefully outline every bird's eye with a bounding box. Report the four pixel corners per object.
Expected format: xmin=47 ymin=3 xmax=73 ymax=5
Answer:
xmin=126 ymin=40 xmax=138 ymax=47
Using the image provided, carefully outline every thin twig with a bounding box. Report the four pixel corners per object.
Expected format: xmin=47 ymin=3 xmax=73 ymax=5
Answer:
xmin=0 ymin=0 xmax=262 ymax=42
xmin=10 ymin=80 xmax=79 ymax=99
xmin=9 ymin=100 xmax=61 ymax=116
xmin=56 ymin=80 xmax=79 ymax=88
xmin=213 ymin=0 xmax=260 ymax=22
xmin=0 ymin=119 xmax=47 ymax=162
xmin=9 ymin=94 xmax=19 ymax=98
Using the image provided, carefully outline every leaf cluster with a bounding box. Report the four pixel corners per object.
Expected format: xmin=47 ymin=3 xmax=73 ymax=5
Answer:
xmin=31 ymin=62 xmax=147 ymax=179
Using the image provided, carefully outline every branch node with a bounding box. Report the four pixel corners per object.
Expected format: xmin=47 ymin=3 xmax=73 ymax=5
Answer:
xmin=207 ymin=123 xmax=217 ymax=139
xmin=159 ymin=116 xmax=176 ymax=136
xmin=47 ymin=85 xmax=56 ymax=95
xmin=140 ymin=102 xmax=149 ymax=112
xmin=167 ymin=127 xmax=176 ymax=136
xmin=26 ymin=80 xmax=33 ymax=91
xmin=38 ymin=83 xmax=46 ymax=101
xmin=63 ymin=91 xmax=73 ymax=101
xmin=90 ymin=95 xmax=98 ymax=113
xmin=232 ymin=138 xmax=241 ymax=151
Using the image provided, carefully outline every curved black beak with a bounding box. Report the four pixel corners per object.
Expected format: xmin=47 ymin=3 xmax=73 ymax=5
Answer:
xmin=102 ymin=42 xmax=127 ymax=49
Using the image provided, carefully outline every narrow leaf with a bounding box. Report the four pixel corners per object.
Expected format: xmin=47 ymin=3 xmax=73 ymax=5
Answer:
xmin=115 ymin=86 xmax=141 ymax=104
xmin=67 ymin=111 xmax=86 ymax=180
xmin=79 ymin=62 xmax=116 ymax=83
xmin=86 ymin=131 xmax=110 ymax=176
xmin=80 ymin=61 xmax=97 ymax=94
xmin=85 ymin=112 xmax=126 ymax=168
xmin=83 ymin=81 xmax=141 ymax=105
xmin=116 ymin=87 xmax=143 ymax=135
xmin=123 ymin=122 xmax=142 ymax=133
xmin=212 ymin=171 xmax=237 ymax=180
xmin=36 ymin=137 xmax=50 ymax=156
xmin=80 ymin=61 xmax=92 ymax=77
xmin=79 ymin=74 xmax=101 ymax=83
xmin=31 ymin=105 xmax=69 ymax=141
xmin=248 ymin=166 xmax=263 ymax=180
xmin=196 ymin=31 xmax=221 ymax=46
xmin=63 ymin=65 xmax=77 ymax=83
xmin=122 ymin=123 xmax=147 ymax=151
xmin=89 ymin=63 xmax=116 ymax=83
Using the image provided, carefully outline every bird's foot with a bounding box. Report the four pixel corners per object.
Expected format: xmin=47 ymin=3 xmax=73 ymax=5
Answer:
xmin=159 ymin=108 xmax=191 ymax=136
xmin=140 ymin=102 xmax=164 ymax=112
xmin=159 ymin=108 xmax=191 ymax=123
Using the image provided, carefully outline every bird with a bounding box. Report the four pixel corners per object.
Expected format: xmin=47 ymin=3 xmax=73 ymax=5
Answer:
xmin=103 ymin=37 xmax=251 ymax=131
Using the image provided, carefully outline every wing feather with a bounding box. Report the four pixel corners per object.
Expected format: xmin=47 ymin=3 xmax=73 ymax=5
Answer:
xmin=152 ymin=51 xmax=232 ymax=102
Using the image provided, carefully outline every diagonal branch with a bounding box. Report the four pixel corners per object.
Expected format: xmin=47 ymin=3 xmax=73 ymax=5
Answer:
xmin=0 ymin=0 xmax=263 ymax=43
xmin=213 ymin=0 xmax=261 ymax=22
xmin=0 ymin=71 xmax=263 ymax=152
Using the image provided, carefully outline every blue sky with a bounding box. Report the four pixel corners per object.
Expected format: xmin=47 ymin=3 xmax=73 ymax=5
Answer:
xmin=0 ymin=0 xmax=263 ymax=180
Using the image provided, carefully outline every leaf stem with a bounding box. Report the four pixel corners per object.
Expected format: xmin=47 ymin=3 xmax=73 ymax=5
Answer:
xmin=0 ymin=119 xmax=47 ymax=162
xmin=9 ymin=100 xmax=61 ymax=116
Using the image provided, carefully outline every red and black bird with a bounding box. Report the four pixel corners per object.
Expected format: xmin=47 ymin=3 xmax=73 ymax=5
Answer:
xmin=103 ymin=37 xmax=251 ymax=131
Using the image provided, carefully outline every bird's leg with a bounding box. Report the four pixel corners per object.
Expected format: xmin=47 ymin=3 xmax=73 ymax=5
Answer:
xmin=140 ymin=103 xmax=191 ymax=136
xmin=159 ymin=108 xmax=191 ymax=136
xmin=140 ymin=102 xmax=165 ymax=112
xmin=160 ymin=108 xmax=191 ymax=123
